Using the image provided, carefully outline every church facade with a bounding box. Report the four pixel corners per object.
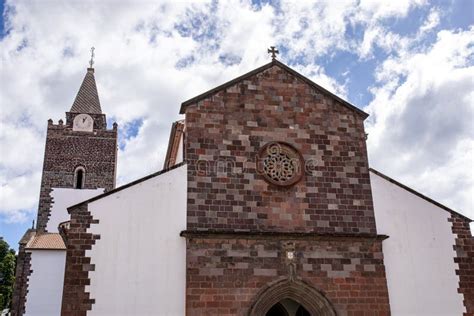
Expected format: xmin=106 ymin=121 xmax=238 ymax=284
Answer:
xmin=11 ymin=57 xmax=473 ymax=316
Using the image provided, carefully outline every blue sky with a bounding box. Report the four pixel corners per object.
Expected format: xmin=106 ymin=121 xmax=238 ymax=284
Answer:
xmin=0 ymin=0 xmax=473 ymax=250
xmin=0 ymin=1 xmax=4 ymax=36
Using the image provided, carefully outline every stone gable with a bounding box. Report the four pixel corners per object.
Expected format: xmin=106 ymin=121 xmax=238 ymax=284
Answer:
xmin=185 ymin=63 xmax=376 ymax=234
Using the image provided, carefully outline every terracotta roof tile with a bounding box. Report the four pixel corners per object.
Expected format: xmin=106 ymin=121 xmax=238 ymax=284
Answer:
xmin=26 ymin=233 xmax=66 ymax=250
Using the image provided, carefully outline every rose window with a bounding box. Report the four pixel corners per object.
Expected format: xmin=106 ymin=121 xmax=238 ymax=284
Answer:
xmin=258 ymin=142 xmax=303 ymax=186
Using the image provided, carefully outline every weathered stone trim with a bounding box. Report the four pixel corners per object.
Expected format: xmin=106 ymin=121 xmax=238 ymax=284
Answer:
xmin=449 ymin=212 xmax=474 ymax=315
xmin=257 ymin=141 xmax=305 ymax=187
xmin=248 ymin=278 xmax=337 ymax=316
xmin=11 ymin=230 xmax=35 ymax=316
xmin=180 ymin=229 xmax=389 ymax=241
xmin=164 ymin=120 xmax=185 ymax=169
xmin=60 ymin=203 xmax=99 ymax=316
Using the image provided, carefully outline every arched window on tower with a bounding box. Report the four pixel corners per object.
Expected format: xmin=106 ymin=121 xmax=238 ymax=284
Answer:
xmin=74 ymin=166 xmax=85 ymax=189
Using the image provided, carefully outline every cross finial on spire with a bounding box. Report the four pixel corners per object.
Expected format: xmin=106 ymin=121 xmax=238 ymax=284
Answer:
xmin=267 ymin=46 xmax=279 ymax=60
xmin=89 ymin=47 xmax=95 ymax=68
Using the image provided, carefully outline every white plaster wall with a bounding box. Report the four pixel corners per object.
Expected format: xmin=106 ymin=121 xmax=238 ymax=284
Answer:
xmin=24 ymin=250 xmax=66 ymax=316
xmin=86 ymin=165 xmax=187 ymax=316
xmin=370 ymin=171 xmax=465 ymax=316
xmin=47 ymin=188 xmax=104 ymax=232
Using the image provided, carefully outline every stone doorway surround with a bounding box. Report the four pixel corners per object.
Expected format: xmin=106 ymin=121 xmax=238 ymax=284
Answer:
xmin=248 ymin=278 xmax=337 ymax=316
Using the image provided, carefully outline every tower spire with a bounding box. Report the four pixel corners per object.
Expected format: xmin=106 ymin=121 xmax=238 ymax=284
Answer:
xmin=70 ymin=49 xmax=102 ymax=114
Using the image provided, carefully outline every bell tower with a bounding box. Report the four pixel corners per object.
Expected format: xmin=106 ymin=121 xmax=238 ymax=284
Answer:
xmin=36 ymin=66 xmax=118 ymax=232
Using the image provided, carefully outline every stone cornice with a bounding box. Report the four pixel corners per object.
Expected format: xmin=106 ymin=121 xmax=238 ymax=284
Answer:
xmin=180 ymin=230 xmax=389 ymax=241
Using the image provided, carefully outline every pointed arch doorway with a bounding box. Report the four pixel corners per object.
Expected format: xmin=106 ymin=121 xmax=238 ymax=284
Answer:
xmin=248 ymin=279 xmax=336 ymax=316
xmin=266 ymin=299 xmax=311 ymax=316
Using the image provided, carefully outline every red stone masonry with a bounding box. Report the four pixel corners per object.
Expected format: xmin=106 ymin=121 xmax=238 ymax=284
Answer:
xmin=185 ymin=63 xmax=376 ymax=234
xmin=450 ymin=213 xmax=474 ymax=315
xmin=36 ymin=116 xmax=117 ymax=232
xmin=10 ymin=230 xmax=34 ymax=316
xmin=182 ymin=61 xmax=390 ymax=315
xmin=60 ymin=203 xmax=99 ymax=316
xmin=184 ymin=232 xmax=390 ymax=316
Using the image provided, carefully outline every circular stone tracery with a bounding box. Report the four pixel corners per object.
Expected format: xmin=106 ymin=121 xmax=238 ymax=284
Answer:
xmin=258 ymin=142 xmax=304 ymax=187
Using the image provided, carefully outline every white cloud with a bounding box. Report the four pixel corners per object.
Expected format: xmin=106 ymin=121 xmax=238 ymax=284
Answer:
xmin=0 ymin=171 xmax=41 ymax=223
xmin=293 ymin=63 xmax=348 ymax=98
xmin=419 ymin=8 xmax=440 ymax=33
xmin=1 ymin=0 xmax=470 ymax=225
xmin=357 ymin=0 xmax=426 ymax=20
xmin=274 ymin=1 xmax=352 ymax=60
xmin=366 ymin=27 xmax=474 ymax=219
xmin=0 ymin=123 xmax=44 ymax=222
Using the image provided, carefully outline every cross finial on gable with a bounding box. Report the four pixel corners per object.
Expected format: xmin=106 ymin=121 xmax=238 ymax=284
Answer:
xmin=89 ymin=47 xmax=95 ymax=68
xmin=267 ymin=46 xmax=279 ymax=60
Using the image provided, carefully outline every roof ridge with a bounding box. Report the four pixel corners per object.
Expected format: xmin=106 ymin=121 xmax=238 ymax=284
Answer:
xmin=70 ymin=68 xmax=102 ymax=114
xmin=35 ymin=232 xmax=61 ymax=235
